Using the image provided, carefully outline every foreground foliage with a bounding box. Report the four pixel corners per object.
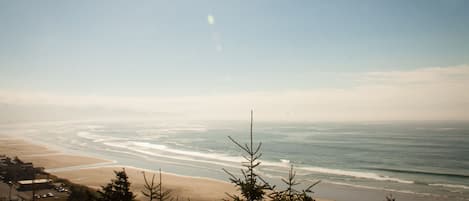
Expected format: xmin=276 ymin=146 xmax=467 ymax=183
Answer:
xmin=142 ymin=169 xmax=173 ymax=201
xmin=97 ymin=169 xmax=136 ymax=201
xmin=224 ymin=111 xmax=319 ymax=201
xmin=385 ymin=194 xmax=396 ymax=201
xmin=223 ymin=111 xmax=274 ymax=201
xmin=68 ymin=184 xmax=98 ymax=201
xmin=269 ymin=165 xmax=319 ymax=201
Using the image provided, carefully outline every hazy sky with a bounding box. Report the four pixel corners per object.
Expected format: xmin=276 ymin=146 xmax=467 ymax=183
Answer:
xmin=1 ymin=1 xmax=468 ymax=122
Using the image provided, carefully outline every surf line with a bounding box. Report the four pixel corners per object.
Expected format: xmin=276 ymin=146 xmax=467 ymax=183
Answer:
xmin=45 ymin=160 xmax=118 ymax=173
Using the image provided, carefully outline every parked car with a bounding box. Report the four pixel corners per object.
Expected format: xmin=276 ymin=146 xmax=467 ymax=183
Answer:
xmin=56 ymin=186 xmax=65 ymax=192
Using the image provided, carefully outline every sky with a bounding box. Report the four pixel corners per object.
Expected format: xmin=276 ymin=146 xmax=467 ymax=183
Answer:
xmin=0 ymin=0 xmax=468 ymax=122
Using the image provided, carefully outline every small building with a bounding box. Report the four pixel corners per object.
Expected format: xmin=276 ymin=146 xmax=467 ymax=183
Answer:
xmin=17 ymin=179 xmax=52 ymax=191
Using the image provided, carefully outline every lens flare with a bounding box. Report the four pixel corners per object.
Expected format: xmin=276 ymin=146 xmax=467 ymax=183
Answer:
xmin=207 ymin=15 xmax=215 ymax=25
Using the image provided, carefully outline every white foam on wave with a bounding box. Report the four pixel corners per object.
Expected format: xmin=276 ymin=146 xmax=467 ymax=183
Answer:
xmin=280 ymin=159 xmax=290 ymax=164
xmin=429 ymin=183 xmax=469 ymax=190
xmin=325 ymin=181 xmax=433 ymax=196
xmin=152 ymin=127 xmax=208 ymax=134
xmin=299 ymin=167 xmax=414 ymax=184
xmin=77 ymin=131 xmax=125 ymax=142
xmin=77 ymin=131 xmax=107 ymax=142
xmin=103 ymin=141 xmax=297 ymax=183
xmin=86 ymin=125 xmax=104 ymax=130
xmin=131 ymin=141 xmax=245 ymax=163
xmin=103 ymin=147 xmax=219 ymax=171
xmin=130 ymin=141 xmax=294 ymax=170
xmin=102 ymin=141 xmax=413 ymax=185
xmin=102 ymin=141 xmax=241 ymax=169
xmin=133 ymin=142 xmax=167 ymax=150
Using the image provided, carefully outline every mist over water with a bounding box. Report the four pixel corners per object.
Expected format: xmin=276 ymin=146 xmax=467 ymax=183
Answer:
xmin=1 ymin=120 xmax=468 ymax=200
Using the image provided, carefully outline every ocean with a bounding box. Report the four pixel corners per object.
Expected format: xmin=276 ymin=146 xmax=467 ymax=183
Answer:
xmin=1 ymin=120 xmax=468 ymax=201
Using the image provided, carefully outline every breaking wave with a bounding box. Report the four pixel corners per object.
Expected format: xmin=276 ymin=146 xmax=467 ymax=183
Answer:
xmin=101 ymin=141 xmax=415 ymax=184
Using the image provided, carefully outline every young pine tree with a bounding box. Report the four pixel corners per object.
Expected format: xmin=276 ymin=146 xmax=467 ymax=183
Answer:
xmin=97 ymin=168 xmax=136 ymax=201
xmin=142 ymin=171 xmax=158 ymax=201
xmin=269 ymin=165 xmax=319 ymax=201
xmin=224 ymin=111 xmax=320 ymax=201
xmin=223 ymin=110 xmax=274 ymax=201
xmin=385 ymin=194 xmax=396 ymax=201
xmin=142 ymin=169 xmax=173 ymax=201
xmin=68 ymin=184 xmax=97 ymax=201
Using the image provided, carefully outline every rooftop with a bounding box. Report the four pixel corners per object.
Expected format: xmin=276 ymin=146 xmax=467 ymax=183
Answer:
xmin=18 ymin=179 xmax=52 ymax=185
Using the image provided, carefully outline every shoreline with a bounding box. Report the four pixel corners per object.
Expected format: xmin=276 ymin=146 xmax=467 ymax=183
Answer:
xmin=53 ymin=166 xmax=239 ymax=201
xmin=0 ymin=135 xmax=335 ymax=201
xmin=0 ymin=134 xmax=457 ymax=201
xmin=0 ymin=135 xmax=241 ymax=201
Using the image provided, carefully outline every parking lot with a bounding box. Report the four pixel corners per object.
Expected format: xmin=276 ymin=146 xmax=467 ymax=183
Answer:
xmin=0 ymin=181 xmax=70 ymax=201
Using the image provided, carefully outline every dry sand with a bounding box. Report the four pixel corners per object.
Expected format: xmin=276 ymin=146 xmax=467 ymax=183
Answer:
xmin=54 ymin=167 xmax=238 ymax=201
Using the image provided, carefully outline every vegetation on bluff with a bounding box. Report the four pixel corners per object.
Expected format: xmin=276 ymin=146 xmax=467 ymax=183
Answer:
xmin=97 ymin=169 xmax=136 ymax=201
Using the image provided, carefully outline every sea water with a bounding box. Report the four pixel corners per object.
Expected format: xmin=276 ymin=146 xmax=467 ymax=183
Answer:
xmin=1 ymin=120 xmax=468 ymax=200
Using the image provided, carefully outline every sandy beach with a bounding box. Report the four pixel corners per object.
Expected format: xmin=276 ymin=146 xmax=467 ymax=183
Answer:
xmin=0 ymin=138 xmax=109 ymax=169
xmin=0 ymin=135 xmax=451 ymax=201
xmin=0 ymin=136 xmax=328 ymax=201
xmin=54 ymin=167 xmax=238 ymax=201
xmin=0 ymin=136 xmax=241 ymax=201
xmin=2 ymin=1 xmax=468 ymax=201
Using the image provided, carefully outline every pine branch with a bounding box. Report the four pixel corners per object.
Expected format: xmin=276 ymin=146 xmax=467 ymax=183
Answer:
xmin=228 ymin=136 xmax=250 ymax=153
